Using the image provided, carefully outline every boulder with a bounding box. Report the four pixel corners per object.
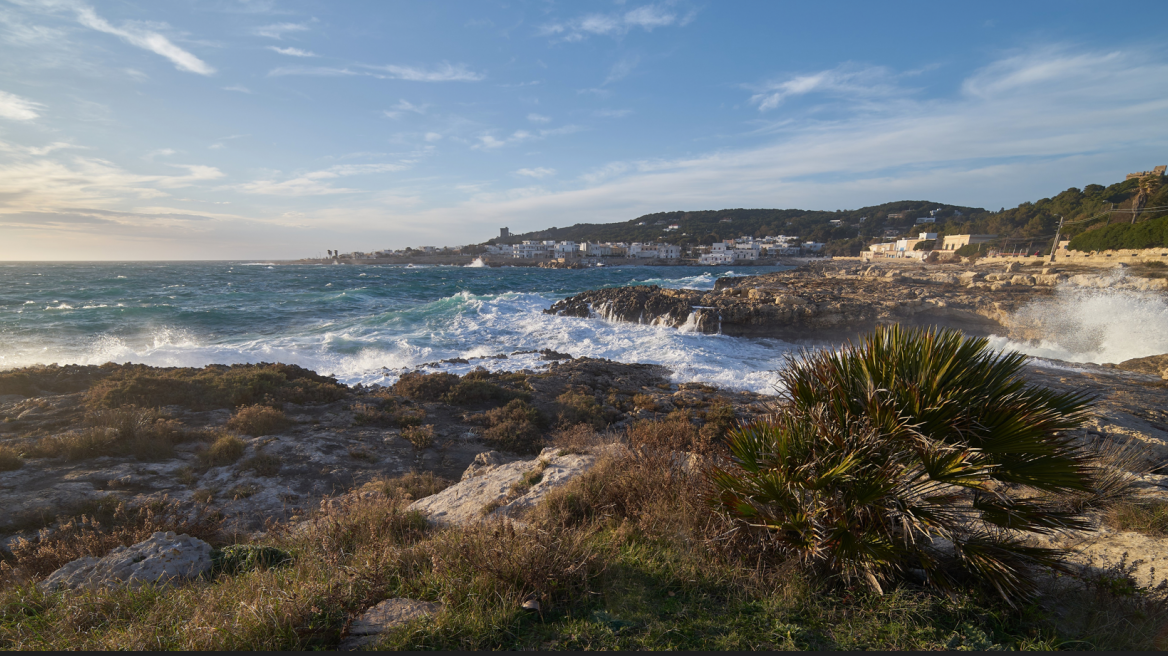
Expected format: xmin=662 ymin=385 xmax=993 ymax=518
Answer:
xmin=39 ymin=531 xmax=212 ymax=592
xmin=1116 ymin=353 xmax=1168 ymax=380
xmin=341 ymin=598 xmax=443 ymax=650
xmin=1004 ymin=262 xmax=1020 ymax=273
xmin=408 ymin=447 xmax=603 ymax=526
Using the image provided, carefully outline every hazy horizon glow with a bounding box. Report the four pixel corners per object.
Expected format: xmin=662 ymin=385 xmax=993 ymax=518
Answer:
xmin=2 ymin=1 xmax=1167 ymax=260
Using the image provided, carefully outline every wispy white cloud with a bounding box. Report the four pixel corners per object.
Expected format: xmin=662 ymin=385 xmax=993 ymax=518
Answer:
xmin=383 ymin=99 xmax=428 ymax=119
xmin=364 ymin=62 xmax=484 ymax=82
xmin=268 ymin=45 xmax=316 ymax=57
xmin=593 ymin=108 xmax=633 ymax=118
xmin=63 ymin=2 xmax=216 ymax=75
xmin=424 ymin=132 xmax=443 ymax=142
xmin=143 ymin=148 xmax=175 ymax=161
xmin=0 ymin=89 xmax=43 ymax=120
xmin=269 ymin=62 xmax=483 ymax=82
xmin=515 ymin=167 xmax=556 ymax=178
xmin=268 ymin=65 xmax=358 ymax=77
xmin=527 ymin=113 xmax=551 ymax=123
xmin=604 ymin=56 xmax=639 ymax=84
xmin=473 ymin=125 xmax=582 ymax=149
xmin=253 ymin=21 xmax=312 ymax=39
xmin=234 ymin=162 xmax=409 ymax=196
xmin=748 ymin=63 xmax=896 ymax=111
xmin=222 ymin=84 xmax=252 ymax=93
xmin=539 ymin=3 xmax=692 ymax=41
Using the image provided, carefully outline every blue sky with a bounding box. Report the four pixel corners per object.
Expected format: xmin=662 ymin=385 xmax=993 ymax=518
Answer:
xmin=1 ymin=0 xmax=1167 ymax=260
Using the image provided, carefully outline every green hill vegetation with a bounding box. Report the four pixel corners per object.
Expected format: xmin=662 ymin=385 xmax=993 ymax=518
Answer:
xmin=489 ymin=172 xmax=1168 ymax=256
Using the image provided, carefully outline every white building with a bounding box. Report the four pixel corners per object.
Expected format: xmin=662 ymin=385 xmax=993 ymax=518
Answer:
xmin=553 ymin=241 xmax=577 ymax=259
xmin=657 ymin=244 xmax=681 ymax=259
xmin=514 ymin=241 xmax=551 ymax=259
xmin=802 ymin=242 xmax=825 ymax=252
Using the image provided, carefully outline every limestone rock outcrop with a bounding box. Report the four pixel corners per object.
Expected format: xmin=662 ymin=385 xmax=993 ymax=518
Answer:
xmin=39 ymin=531 xmax=212 ymax=592
xmin=408 ymin=447 xmax=602 ymax=526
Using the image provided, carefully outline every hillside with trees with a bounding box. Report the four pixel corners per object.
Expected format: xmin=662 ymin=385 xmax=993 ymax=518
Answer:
xmin=486 ymin=170 xmax=1168 ymax=256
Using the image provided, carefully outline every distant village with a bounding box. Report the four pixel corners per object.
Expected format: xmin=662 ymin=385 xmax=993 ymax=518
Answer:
xmin=320 ymin=206 xmax=1063 ymax=266
xmin=329 ymin=227 xmax=826 ymax=265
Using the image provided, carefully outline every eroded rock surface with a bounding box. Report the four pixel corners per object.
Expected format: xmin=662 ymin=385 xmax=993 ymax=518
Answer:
xmin=39 ymin=531 xmax=211 ymax=591
xmin=544 ymin=261 xmax=1167 ymax=341
xmin=409 ymin=447 xmax=603 ymax=526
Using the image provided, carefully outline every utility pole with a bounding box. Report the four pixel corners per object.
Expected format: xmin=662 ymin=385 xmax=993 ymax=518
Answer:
xmin=1048 ymin=215 xmax=1063 ymax=264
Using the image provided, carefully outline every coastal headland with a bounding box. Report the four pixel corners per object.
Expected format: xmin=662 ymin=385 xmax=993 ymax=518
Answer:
xmin=2 ymin=259 xmax=1167 ymax=648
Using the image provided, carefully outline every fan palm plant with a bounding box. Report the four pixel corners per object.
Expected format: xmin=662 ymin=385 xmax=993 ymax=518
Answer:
xmin=710 ymin=325 xmax=1094 ymax=603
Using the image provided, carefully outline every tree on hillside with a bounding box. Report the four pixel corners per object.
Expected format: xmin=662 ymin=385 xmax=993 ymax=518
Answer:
xmin=1132 ymin=173 xmax=1162 ymax=223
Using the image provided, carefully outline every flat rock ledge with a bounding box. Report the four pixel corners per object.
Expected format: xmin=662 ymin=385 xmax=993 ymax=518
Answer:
xmin=39 ymin=531 xmax=212 ymax=592
xmin=340 ymin=598 xmax=443 ymax=650
xmin=407 ymin=447 xmax=602 ymax=526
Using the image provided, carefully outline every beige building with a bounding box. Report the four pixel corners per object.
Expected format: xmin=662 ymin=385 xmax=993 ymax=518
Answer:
xmin=939 ymin=234 xmax=996 ymax=252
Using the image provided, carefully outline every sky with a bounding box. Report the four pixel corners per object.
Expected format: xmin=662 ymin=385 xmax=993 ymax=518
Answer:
xmin=1 ymin=1 xmax=1167 ymax=260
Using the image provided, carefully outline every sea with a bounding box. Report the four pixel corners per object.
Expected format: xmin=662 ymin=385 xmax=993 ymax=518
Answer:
xmin=2 ymin=262 xmax=1166 ymax=393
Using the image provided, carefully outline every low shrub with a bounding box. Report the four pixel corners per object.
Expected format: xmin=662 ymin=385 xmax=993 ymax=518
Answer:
xmin=478 ymin=399 xmax=546 ymax=454
xmin=0 ymin=445 xmax=23 ymax=471
xmin=698 ymin=400 xmax=736 ymax=442
xmin=85 ymin=362 xmax=346 ymax=410
xmin=632 ymin=393 xmax=660 ymax=412
xmin=351 ymin=400 xmax=425 ymax=428
xmin=712 ymin=325 xmax=1095 ymax=603
xmin=401 ymin=425 xmax=435 ymax=450
xmin=392 ymin=371 xmax=458 ymax=401
xmin=25 ymin=407 xmax=199 ymax=462
xmin=555 ymin=389 xmax=607 ymax=429
xmin=199 ymin=434 xmax=246 ymax=467
xmin=0 ymin=364 xmax=109 ymax=397
xmin=211 ymin=545 xmax=293 ymax=576
xmin=227 ymin=404 xmax=292 ymax=436
xmin=443 ymin=379 xmax=525 ymax=406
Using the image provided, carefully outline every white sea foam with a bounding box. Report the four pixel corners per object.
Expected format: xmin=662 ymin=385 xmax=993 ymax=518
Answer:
xmin=987 ymin=283 xmax=1168 ymax=364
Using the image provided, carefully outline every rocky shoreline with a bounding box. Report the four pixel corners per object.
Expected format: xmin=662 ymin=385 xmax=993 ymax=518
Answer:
xmin=545 ymin=259 xmax=1168 ymax=341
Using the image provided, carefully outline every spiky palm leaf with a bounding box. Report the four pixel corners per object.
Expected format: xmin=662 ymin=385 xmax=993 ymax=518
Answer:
xmin=711 ymin=326 xmax=1094 ymax=603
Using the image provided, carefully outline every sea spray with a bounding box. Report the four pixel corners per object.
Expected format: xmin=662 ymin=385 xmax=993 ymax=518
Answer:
xmin=990 ymin=282 xmax=1168 ymax=364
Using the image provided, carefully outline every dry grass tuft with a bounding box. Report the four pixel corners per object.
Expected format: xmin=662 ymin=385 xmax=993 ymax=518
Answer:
xmin=368 ymin=471 xmax=455 ymax=503
xmin=351 ymin=399 xmax=425 ymax=428
xmin=1103 ymin=501 xmax=1168 ymax=537
xmin=198 ymin=434 xmax=246 ymax=467
xmin=0 ymin=445 xmax=23 ymax=471
xmin=2 ymin=498 xmax=223 ymax=580
xmin=401 ymin=425 xmax=435 ymax=450
xmin=227 ymin=404 xmax=292 ymax=436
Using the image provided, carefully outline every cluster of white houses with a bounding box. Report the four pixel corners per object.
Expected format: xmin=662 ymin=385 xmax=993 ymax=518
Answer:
xmin=477 ymin=235 xmax=825 ymax=264
xmin=862 ymin=233 xmax=997 ymax=262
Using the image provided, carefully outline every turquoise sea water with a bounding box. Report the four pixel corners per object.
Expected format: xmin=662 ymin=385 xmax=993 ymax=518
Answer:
xmin=0 ymin=262 xmax=804 ymax=393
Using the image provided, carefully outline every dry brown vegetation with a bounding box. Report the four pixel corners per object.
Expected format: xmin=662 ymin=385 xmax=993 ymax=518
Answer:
xmin=0 ymin=446 xmax=22 ymax=472
xmin=554 ymin=388 xmax=608 ymax=429
xmin=350 ymin=399 xmax=425 ymax=429
xmin=240 ymin=452 xmax=282 ymax=477
xmin=401 ymin=425 xmax=435 ymax=450
xmin=84 ymin=362 xmax=346 ymax=410
xmin=1 ymin=498 xmax=223 ymax=582
xmin=22 ymin=407 xmax=210 ymax=462
xmin=474 ymin=399 xmax=546 ymax=454
xmin=0 ymin=429 xmax=1164 ymax=650
xmin=198 ymin=434 xmax=246 ymax=468
xmin=227 ymin=404 xmax=292 ymax=436
xmin=1104 ymin=501 xmax=1168 ymax=537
